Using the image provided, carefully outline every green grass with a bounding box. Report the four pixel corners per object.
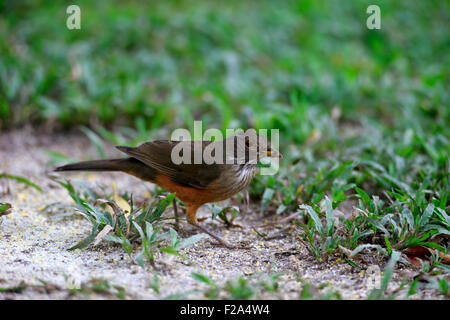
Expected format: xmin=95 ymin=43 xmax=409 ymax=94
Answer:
xmin=0 ymin=202 xmax=12 ymax=217
xmin=1 ymin=0 xmax=448 ymax=131
xmin=46 ymin=179 xmax=206 ymax=267
xmin=0 ymin=173 xmax=43 ymax=192
xmin=165 ymin=271 xmax=283 ymax=300
xmin=0 ymin=278 xmax=129 ymax=299
xmin=1 ymin=0 xmax=449 ymax=298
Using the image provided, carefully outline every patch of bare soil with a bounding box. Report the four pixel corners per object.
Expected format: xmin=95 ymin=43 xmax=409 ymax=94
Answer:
xmin=0 ymin=128 xmax=438 ymax=299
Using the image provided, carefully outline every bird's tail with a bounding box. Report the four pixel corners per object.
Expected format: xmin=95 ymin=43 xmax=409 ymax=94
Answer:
xmin=55 ymin=159 xmax=127 ymax=172
xmin=55 ymin=157 xmax=157 ymax=182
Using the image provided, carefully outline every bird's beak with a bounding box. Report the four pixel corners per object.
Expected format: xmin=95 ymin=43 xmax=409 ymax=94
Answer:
xmin=266 ymin=149 xmax=282 ymax=159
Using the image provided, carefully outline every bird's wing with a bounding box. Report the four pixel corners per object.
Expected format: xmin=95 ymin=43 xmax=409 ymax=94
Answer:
xmin=117 ymin=140 xmax=222 ymax=189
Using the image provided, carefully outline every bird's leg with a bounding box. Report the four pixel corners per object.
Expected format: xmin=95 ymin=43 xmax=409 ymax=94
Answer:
xmin=186 ymin=205 xmax=248 ymax=249
xmin=173 ymin=198 xmax=180 ymax=231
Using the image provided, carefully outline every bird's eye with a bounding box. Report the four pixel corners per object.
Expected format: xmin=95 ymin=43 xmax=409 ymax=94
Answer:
xmin=245 ymin=137 xmax=251 ymax=148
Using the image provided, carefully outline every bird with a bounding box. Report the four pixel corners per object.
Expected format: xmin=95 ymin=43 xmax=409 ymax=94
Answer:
xmin=55 ymin=132 xmax=282 ymax=248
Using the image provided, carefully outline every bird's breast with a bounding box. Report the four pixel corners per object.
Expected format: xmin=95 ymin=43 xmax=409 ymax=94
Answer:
xmin=206 ymin=164 xmax=258 ymax=201
xmin=154 ymin=164 xmax=257 ymax=205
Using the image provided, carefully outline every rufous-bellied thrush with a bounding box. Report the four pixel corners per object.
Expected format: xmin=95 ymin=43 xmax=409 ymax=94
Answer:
xmin=55 ymin=132 xmax=282 ymax=248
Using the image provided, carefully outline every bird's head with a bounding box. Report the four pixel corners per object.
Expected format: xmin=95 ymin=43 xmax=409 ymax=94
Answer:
xmin=230 ymin=131 xmax=282 ymax=164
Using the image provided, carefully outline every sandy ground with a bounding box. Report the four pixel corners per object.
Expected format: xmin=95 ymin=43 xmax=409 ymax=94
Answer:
xmin=0 ymin=128 xmax=441 ymax=300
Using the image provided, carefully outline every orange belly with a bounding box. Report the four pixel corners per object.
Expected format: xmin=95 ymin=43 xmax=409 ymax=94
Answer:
xmin=155 ymin=174 xmax=212 ymax=205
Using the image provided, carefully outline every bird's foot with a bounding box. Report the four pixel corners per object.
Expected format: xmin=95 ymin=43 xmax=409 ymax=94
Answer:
xmin=209 ymin=240 xmax=250 ymax=250
xmin=191 ymin=222 xmax=249 ymax=250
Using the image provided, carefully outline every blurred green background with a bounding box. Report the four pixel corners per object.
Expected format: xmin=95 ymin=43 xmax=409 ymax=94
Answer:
xmin=1 ymin=0 xmax=448 ymax=134
xmin=1 ymin=1 xmax=449 ymax=205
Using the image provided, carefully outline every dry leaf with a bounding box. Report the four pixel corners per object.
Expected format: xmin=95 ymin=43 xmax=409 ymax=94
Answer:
xmin=93 ymin=225 xmax=113 ymax=246
xmin=403 ymin=245 xmax=450 ymax=266
xmin=110 ymin=182 xmax=131 ymax=216
xmin=438 ymin=251 xmax=450 ymax=265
